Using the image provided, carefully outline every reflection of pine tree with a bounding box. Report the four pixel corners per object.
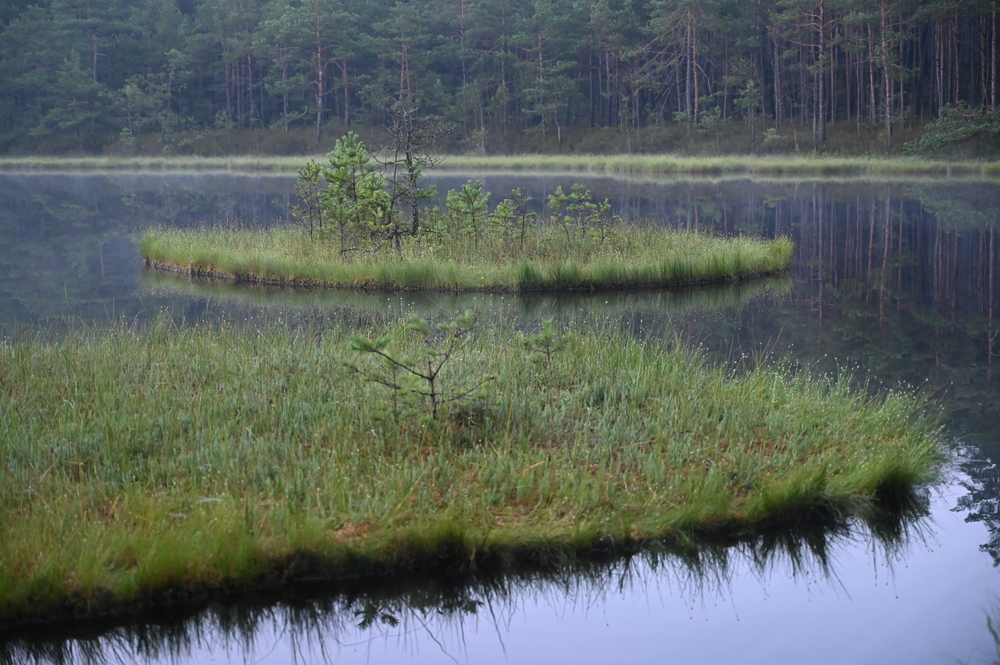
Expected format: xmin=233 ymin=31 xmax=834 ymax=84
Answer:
xmin=954 ymin=444 xmax=1000 ymax=565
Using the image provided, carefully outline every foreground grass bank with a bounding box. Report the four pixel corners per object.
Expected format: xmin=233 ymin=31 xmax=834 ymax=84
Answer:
xmin=1 ymin=154 xmax=998 ymax=177
xmin=139 ymin=226 xmax=792 ymax=291
xmin=0 ymin=320 xmax=941 ymax=626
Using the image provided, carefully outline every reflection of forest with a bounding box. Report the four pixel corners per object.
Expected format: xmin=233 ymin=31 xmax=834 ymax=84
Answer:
xmin=674 ymin=180 xmax=1000 ymax=564
xmin=796 ymin=187 xmax=1000 ymax=563
xmin=0 ymin=174 xmax=294 ymax=325
xmin=3 ymin=176 xmax=997 ymax=399
xmin=0 ymin=492 xmax=928 ymax=665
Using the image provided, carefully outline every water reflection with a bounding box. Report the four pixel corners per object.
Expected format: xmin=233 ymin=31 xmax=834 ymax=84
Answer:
xmin=136 ymin=269 xmax=793 ymax=334
xmin=0 ymin=173 xmax=291 ymax=327
xmin=3 ymin=171 xmax=1000 ymax=662
xmin=956 ymin=445 xmax=1000 ymax=565
xmin=0 ymin=490 xmax=931 ymax=665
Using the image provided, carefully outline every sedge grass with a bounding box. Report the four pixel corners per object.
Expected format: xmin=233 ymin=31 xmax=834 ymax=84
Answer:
xmin=0 ymin=155 xmax=308 ymax=174
xmin=1 ymin=154 xmax=998 ymax=177
xmin=438 ymin=154 xmax=997 ymax=177
xmin=138 ymin=225 xmax=792 ymax=292
xmin=0 ymin=319 xmax=941 ymax=626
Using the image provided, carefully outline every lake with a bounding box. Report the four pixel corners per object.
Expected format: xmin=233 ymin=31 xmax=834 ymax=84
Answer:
xmin=1 ymin=169 xmax=998 ymax=664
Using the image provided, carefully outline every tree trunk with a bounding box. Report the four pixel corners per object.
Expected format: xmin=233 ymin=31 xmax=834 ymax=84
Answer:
xmin=247 ymin=51 xmax=255 ymax=128
xmin=817 ymin=0 xmax=827 ymax=139
xmin=868 ymin=25 xmax=877 ymax=121
xmin=881 ymin=2 xmax=891 ymax=151
xmin=225 ymin=61 xmax=232 ymax=122
xmin=692 ymin=23 xmax=699 ymax=122
xmin=342 ymin=61 xmax=349 ymax=126
xmin=315 ymin=42 xmax=325 ymax=143
xmin=685 ymin=21 xmax=693 ymax=119
xmin=773 ymin=33 xmax=782 ymax=129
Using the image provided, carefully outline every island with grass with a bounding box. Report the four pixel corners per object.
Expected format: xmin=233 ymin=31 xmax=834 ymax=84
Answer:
xmin=0 ymin=133 xmax=949 ymax=629
xmin=139 ymin=225 xmax=793 ymax=292
xmin=2 ymin=0 xmax=993 ymax=644
xmin=139 ymin=134 xmax=792 ymax=292
xmin=0 ymin=315 xmax=941 ymax=627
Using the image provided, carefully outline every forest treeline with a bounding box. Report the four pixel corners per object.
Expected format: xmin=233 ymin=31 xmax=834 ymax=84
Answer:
xmin=3 ymin=0 xmax=1000 ymax=155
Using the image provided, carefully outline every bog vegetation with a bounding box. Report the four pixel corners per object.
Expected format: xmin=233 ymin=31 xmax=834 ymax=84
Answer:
xmin=139 ymin=133 xmax=793 ymax=290
xmin=0 ymin=316 xmax=941 ymax=626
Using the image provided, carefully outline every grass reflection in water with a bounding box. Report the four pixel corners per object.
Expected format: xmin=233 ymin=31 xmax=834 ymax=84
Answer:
xmin=0 ymin=488 xmax=931 ymax=665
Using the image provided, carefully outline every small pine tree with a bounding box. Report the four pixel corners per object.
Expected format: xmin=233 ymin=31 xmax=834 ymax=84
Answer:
xmin=446 ymin=180 xmax=491 ymax=247
xmin=321 ymin=132 xmax=392 ymax=254
xmin=290 ymin=160 xmax=324 ymax=241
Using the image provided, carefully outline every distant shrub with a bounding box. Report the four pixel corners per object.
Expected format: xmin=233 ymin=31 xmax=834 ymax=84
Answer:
xmin=903 ymin=103 xmax=1000 ymax=159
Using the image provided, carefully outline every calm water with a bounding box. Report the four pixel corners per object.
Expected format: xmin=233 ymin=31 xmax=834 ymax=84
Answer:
xmin=1 ymin=170 xmax=999 ymax=664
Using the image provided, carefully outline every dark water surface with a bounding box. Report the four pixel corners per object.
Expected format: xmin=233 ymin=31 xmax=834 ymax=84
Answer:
xmin=1 ymin=171 xmax=999 ymax=664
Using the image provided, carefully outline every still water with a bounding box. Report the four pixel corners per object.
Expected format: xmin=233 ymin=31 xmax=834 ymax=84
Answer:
xmin=1 ymin=170 xmax=998 ymax=664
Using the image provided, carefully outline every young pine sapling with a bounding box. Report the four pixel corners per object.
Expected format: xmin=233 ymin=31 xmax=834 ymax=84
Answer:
xmin=347 ymin=311 xmax=492 ymax=419
xmin=290 ymin=160 xmax=325 ymax=241
xmin=321 ymin=132 xmax=392 ymax=255
xmin=446 ymin=180 xmax=490 ymax=248
xmin=519 ymin=318 xmax=570 ymax=369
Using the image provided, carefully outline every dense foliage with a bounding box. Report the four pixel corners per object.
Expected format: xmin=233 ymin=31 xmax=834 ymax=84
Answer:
xmin=902 ymin=102 xmax=1000 ymax=158
xmin=3 ymin=0 xmax=1000 ymax=154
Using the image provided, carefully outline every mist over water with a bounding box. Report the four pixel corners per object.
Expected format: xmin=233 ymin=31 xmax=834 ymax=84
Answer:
xmin=1 ymin=171 xmax=998 ymax=664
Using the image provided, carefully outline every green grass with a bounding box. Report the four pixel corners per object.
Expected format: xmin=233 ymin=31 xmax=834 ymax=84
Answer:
xmin=0 ymin=155 xmax=308 ymax=173
xmin=1 ymin=153 xmax=997 ymax=177
xmin=138 ymin=225 xmax=793 ymax=292
xmin=439 ymin=154 xmax=998 ymax=177
xmin=0 ymin=318 xmax=942 ymax=626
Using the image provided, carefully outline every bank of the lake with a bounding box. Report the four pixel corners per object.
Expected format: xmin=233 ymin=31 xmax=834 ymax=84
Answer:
xmin=138 ymin=227 xmax=792 ymax=292
xmin=0 ymin=320 xmax=941 ymax=628
xmin=2 ymin=154 xmax=999 ymax=177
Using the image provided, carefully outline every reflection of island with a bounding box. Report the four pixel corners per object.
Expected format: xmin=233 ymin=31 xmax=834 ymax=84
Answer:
xmin=0 ymin=173 xmax=295 ymax=327
xmin=0 ymin=491 xmax=930 ymax=665
xmin=138 ymin=268 xmax=793 ymax=332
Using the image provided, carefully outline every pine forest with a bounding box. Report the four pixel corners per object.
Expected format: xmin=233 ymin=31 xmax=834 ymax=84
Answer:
xmin=2 ymin=0 xmax=1000 ymax=155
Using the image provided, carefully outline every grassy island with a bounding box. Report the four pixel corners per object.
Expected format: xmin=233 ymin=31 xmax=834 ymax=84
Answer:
xmin=139 ymin=225 xmax=792 ymax=292
xmin=139 ymin=139 xmax=793 ymax=292
xmin=0 ymin=319 xmax=940 ymax=627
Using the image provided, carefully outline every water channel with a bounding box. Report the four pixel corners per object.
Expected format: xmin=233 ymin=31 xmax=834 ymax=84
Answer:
xmin=0 ymin=169 xmax=998 ymax=664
